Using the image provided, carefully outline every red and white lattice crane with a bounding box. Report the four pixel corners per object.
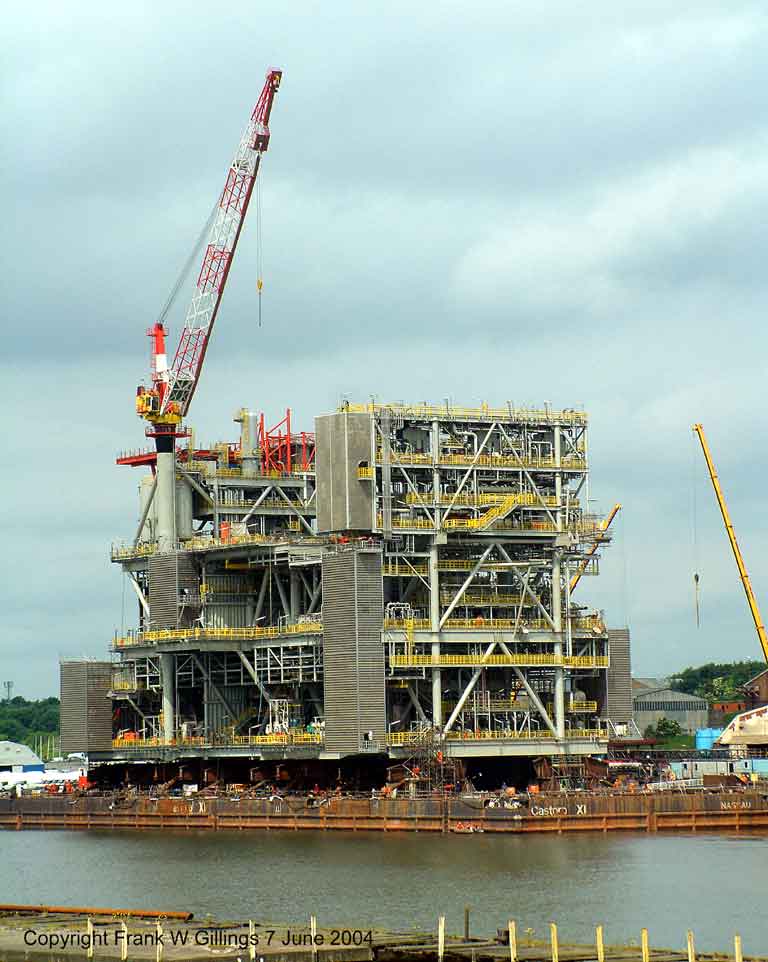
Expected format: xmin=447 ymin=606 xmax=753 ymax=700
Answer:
xmin=137 ymin=69 xmax=282 ymax=428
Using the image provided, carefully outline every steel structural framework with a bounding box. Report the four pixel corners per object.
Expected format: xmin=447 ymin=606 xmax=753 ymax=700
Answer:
xmin=105 ymin=401 xmax=616 ymax=761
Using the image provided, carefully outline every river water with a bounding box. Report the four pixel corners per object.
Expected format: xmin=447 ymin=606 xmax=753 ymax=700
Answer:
xmin=1 ymin=831 xmax=766 ymax=953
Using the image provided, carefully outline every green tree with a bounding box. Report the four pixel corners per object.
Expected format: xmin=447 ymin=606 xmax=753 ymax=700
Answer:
xmin=0 ymin=696 xmax=60 ymax=752
xmin=654 ymin=717 xmax=683 ymax=739
xmin=669 ymin=661 xmax=764 ymax=702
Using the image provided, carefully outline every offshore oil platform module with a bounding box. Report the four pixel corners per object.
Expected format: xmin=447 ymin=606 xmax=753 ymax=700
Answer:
xmin=59 ymin=70 xmax=632 ymax=788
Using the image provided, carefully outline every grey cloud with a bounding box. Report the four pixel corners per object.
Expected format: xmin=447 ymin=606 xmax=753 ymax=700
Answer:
xmin=5 ymin=1 xmax=768 ymax=695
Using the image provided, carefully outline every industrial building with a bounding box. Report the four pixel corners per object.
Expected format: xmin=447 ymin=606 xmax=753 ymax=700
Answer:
xmin=632 ymin=687 xmax=709 ymax=736
xmin=61 ymin=399 xmax=630 ymax=787
xmin=743 ymin=667 xmax=768 ymax=707
xmin=0 ymin=741 xmax=44 ymax=775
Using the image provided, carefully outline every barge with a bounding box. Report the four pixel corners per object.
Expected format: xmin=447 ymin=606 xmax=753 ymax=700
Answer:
xmin=2 ymin=789 xmax=767 ymax=835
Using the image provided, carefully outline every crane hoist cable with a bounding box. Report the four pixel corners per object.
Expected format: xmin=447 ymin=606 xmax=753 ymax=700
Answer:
xmin=155 ymin=200 xmax=219 ymax=328
xmin=690 ymin=428 xmax=702 ymax=627
xmin=256 ymin=170 xmax=264 ymax=327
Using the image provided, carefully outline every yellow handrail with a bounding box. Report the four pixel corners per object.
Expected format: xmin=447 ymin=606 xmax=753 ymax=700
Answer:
xmin=114 ymin=622 xmax=323 ymax=647
xmin=383 ymin=615 xmax=605 ymax=633
xmin=386 ymin=727 xmax=605 ymax=746
xmin=378 ymin=450 xmax=586 ymax=471
xmin=390 ymin=653 xmax=608 ymax=668
xmin=382 ymin=562 xmax=429 ymax=576
xmin=404 ymin=492 xmax=560 ymax=508
xmin=112 ymin=732 xmax=324 ymax=749
xmin=345 ymin=401 xmax=588 ymax=425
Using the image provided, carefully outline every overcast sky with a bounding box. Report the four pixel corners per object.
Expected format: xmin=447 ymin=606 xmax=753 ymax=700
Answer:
xmin=4 ymin=2 xmax=768 ymax=697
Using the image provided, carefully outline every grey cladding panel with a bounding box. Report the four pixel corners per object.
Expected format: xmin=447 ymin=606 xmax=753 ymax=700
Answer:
xmin=149 ymin=552 xmax=199 ymax=629
xmin=322 ymin=550 xmax=385 ymax=754
xmin=315 ymin=412 xmax=373 ymax=533
xmin=606 ymin=629 xmax=633 ymax=725
xmin=60 ymin=661 xmax=113 ymax=753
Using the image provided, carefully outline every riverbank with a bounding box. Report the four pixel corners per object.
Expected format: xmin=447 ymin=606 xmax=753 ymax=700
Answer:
xmin=0 ymin=904 xmax=763 ymax=962
xmin=2 ymin=789 xmax=767 ymax=835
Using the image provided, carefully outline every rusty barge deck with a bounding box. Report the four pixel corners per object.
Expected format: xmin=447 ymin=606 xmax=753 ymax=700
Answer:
xmin=1 ymin=790 xmax=767 ymax=834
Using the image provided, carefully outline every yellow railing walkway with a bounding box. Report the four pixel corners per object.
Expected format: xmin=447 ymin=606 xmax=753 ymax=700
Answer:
xmin=345 ymin=401 xmax=587 ymax=425
xmin=384 ymin=616 xmax=605 ymax=633
xmin=386 ymin=728 xmax=606 ymax=746
xmin=112 ymin=732 xmax=323 ymax=749
xmin=389 ymin=654 xmax=609 ymax=669
xmin=114 ymin=622 xmax=323 ymax=648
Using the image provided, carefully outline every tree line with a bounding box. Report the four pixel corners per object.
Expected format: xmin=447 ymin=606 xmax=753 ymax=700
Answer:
xmin=0 ymin=696 xmax=60 ymax=749
xmin=669 ymin=660 xmax=765 ymax=702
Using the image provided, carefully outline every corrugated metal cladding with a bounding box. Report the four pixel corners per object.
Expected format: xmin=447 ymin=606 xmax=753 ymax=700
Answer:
xmin=322 ymin=549 xmax=386 ymax=754
xmin=605 ymin=628 xmax=632 ymax=725
xmin=205 ymin=574 xmax=253 ymax=630
xmin=315 ymin=411 xmax=373 ymax=533
xmin=149 ymin=553 xmax=199 ymax=629
xmin=59 ymin=661 xmax=113 ymax=753
xmin=205 ymin=685 xmax=249 ymax=733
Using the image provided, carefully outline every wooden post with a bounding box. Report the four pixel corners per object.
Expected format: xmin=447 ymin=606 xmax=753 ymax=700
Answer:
xmin=550 ymin=923 xmax=559 ymax=962
xmin=687 ymin=930 xmax=696 ymax=962
xmin=310 ymin=915 xmax=318 ymax=962
xmin=438 ymin=915 xmax=446 ymax=962
xmin=86 ymin=918 xmax=94 ymax=960
xmin=734 ymin=934 xmax=743 ymax=962
xmin=464 ymin=905 xmax=471 ymax=941
xmin=249 ymin=921 xmax=256 ymax=962
xmin=595 ymin=925 xmax=605 ymax=962
xmin=156 ymin=921 xmax=163 ymax=962
xmin=641 ymin=928 xmax=649 ymax=962
xmin=120 ymin=921 xmax=128 ymax=961
xmin=508 ymin=921 xmax=517 ymax=962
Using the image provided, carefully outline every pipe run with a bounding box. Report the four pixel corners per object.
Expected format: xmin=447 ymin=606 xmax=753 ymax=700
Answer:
xmin=0 ymin=905 xmax=193 ymax=921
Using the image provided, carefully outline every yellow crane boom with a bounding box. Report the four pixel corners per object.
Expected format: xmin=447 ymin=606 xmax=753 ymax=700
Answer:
xmin=570 ymin=502 xmax=622 ymax=593
xmin=692 ymin=423 xmax=768 ymax=664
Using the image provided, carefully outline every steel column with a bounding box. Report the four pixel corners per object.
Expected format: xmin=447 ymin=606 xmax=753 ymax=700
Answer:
xmin=553 ymin=424 xmax=565 ymax=738
xmin=160 ymin=652 xmax=175 ymax=742
xmin=155 ymin=450 xmax=177 ymax=552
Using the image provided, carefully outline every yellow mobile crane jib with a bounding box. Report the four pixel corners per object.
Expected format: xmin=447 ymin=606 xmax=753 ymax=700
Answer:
xmin=692 ymin=423 xmax=768 ymax=664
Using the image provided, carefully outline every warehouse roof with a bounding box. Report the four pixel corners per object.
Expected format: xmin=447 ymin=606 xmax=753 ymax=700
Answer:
xmin=632 ymin=688 xmax=708 ymax=709
xmin=0 ymin=740 xmax=43 ymax=768
xmin=744 ymin=668 xmax=768 ymax=688
xmin=632 ymin=677 xmax=668 ymax=691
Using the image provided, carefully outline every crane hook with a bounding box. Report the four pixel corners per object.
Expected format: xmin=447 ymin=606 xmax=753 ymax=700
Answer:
xmin=693 ymin=572 xmax=701 ymax=628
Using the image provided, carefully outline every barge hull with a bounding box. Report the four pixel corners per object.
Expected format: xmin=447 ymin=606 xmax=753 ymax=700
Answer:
xmin=1 ymin=792 xmax=767 ymax=834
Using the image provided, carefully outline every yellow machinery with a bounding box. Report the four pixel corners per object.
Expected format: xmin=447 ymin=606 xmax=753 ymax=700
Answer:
xmin=693 ymin=423 xmax=768 ymax=664
xmin=570 ymin=503 xmax=621 ymax=593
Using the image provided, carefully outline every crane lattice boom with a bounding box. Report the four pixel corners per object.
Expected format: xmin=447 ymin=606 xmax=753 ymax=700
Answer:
xmin=137 ymin=69 xmax=282 ymax=425
xmin=693 ymin=423 xmax=768 ymax=664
